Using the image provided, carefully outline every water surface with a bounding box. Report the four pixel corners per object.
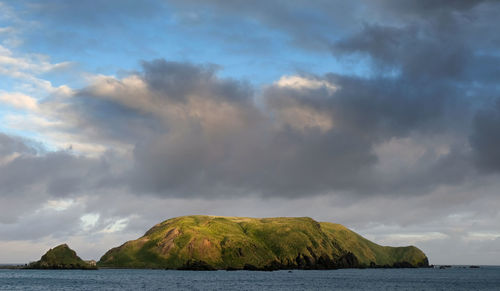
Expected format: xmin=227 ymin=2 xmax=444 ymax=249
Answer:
xmin=1 ymin=267 xmax=499 ymax=290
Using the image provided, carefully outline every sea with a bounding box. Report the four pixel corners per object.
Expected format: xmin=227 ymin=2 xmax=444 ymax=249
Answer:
xmin=1 ymin=266 xmax=499 ymax=290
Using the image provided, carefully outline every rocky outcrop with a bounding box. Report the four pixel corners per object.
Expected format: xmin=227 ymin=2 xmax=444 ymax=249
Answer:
xmin=27 ymin=244 xmax=97 ymax=270
xmin=177 ymin=259 xmax=216 ymax=270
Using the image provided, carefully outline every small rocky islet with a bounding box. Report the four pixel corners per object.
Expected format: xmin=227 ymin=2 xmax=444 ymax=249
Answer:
xmin=29 ymin=215 xmax=429 ymax=271
xmin=26 ymin=244 xmax=96 ymax=270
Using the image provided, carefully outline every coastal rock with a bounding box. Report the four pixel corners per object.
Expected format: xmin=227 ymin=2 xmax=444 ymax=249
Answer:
xmin=177 ymin=259 xmax=216 ymax=270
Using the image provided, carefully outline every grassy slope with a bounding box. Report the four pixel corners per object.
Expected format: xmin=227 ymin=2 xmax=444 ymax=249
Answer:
xmin=320 ymin=223 xmax=428 ymax=266
xmin=29 ymin=244 xmax=94 ymax=269
xmin=98 ymin=215 xmax=428 ymax=269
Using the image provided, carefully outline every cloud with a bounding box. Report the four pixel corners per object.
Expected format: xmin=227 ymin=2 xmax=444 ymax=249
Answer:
xmin=0 ymin=44 xmax=72 ymax=83
xmin=274 ymin=75 xmax=338 ymax=93
xmin=80 ymin=61 xmax=377 ymax=197
xmin=69 ymin=59 xmax=477 ymax=199
xmin=371 ymin=0 xmax=492 ymax=16
xmin=26 ymin=0 xmax=164 ymax=26
xmin=0 ymin=133 xmax=125 ymax=224
xmin=0 ymin=133 xmax=35 ymax=157
xmin=470 ymin=99 xmax=500 ymax=172
xmin=0 ymin=92 xmax=38 ymax=110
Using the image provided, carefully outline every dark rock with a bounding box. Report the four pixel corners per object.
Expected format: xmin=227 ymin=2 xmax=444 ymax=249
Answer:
xmin=262 ymin=260 xmax=285 ymax=271
xmin=335 ymin=252 xmax=359 ymax=268
xmin=177 ymin=259 xmax=216 ymax=271
xmin=417 ymin=257 xmax=430 ymax=267
xmin=316 ymin=254 xmax=337 ymax=269
xmin=295 ymin=254 xmax=305 ymax=268
xmin=243 ymin=264 xmax=259 ymax=271
xmin=392 ymin=261 xmax=415 ymax=268
xmin=242 ymin=261 xmax=286 ymax=271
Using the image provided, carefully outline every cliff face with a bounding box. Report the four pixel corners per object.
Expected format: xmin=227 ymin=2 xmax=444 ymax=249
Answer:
xmin=98 ymin=215 xmax=429 ymax=270
xmin=27 ymin=244 xmax=96 ymax=270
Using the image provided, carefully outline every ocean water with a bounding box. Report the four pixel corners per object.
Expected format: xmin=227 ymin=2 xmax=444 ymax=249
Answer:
xmin=1 ymin=267 xmax=499 ymax=290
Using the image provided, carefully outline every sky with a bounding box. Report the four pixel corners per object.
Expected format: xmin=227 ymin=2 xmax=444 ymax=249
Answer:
xmin=0 ymin=0 xmax=500 ymax=265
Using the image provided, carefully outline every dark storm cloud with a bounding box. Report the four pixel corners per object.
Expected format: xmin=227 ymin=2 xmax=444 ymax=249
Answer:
xmin=0 ymin=204 xmax=84 ymax=240
xmin=373 ymin=0 xmax=491 ymax=15
xmin=0 ymin=151 xmax=107 ymax=196
xmin=470 ymin=99 xmax=500 ymax=172
xmin=332 ymin=22 xmax=500 ymax=84
xmin=70 ymin=94 xmax=164 ymax=144
xmin=76 ymin=60 xmax=380 ymax=197
xmin=26 ymin=0 xmax=164 ymax=26
xmin=72 ymin=58 xmax=475 ymax=198
xmin=322 ymin=74 xmax=451 ymax=136
xmin=264 ymin=73 xmax=478 ymax=194
xmin=0 ymin=133 xmax=116 ymax=222
xmin=130 ymin=118 xmax=376 ymax=197
xmin=141 ymin=59 xmax=253 ymax=103
xmin=0 ymin=133 xmax=36 ymax=156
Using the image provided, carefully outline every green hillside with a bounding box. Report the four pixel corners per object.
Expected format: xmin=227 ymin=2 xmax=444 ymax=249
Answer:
xmin=27 ymin=244 xmax=97 ymax=269
xmin=320 ymin=223 xmax=428 ymax=267
xmin=98 ymin=215 xmax=428 ymax=270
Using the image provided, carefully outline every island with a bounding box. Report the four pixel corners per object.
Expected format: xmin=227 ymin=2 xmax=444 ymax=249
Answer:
xmin=97 ymin=215 xmax=429 ymax=270
xmin=26 ymin=244 xmax=97 ymax=270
